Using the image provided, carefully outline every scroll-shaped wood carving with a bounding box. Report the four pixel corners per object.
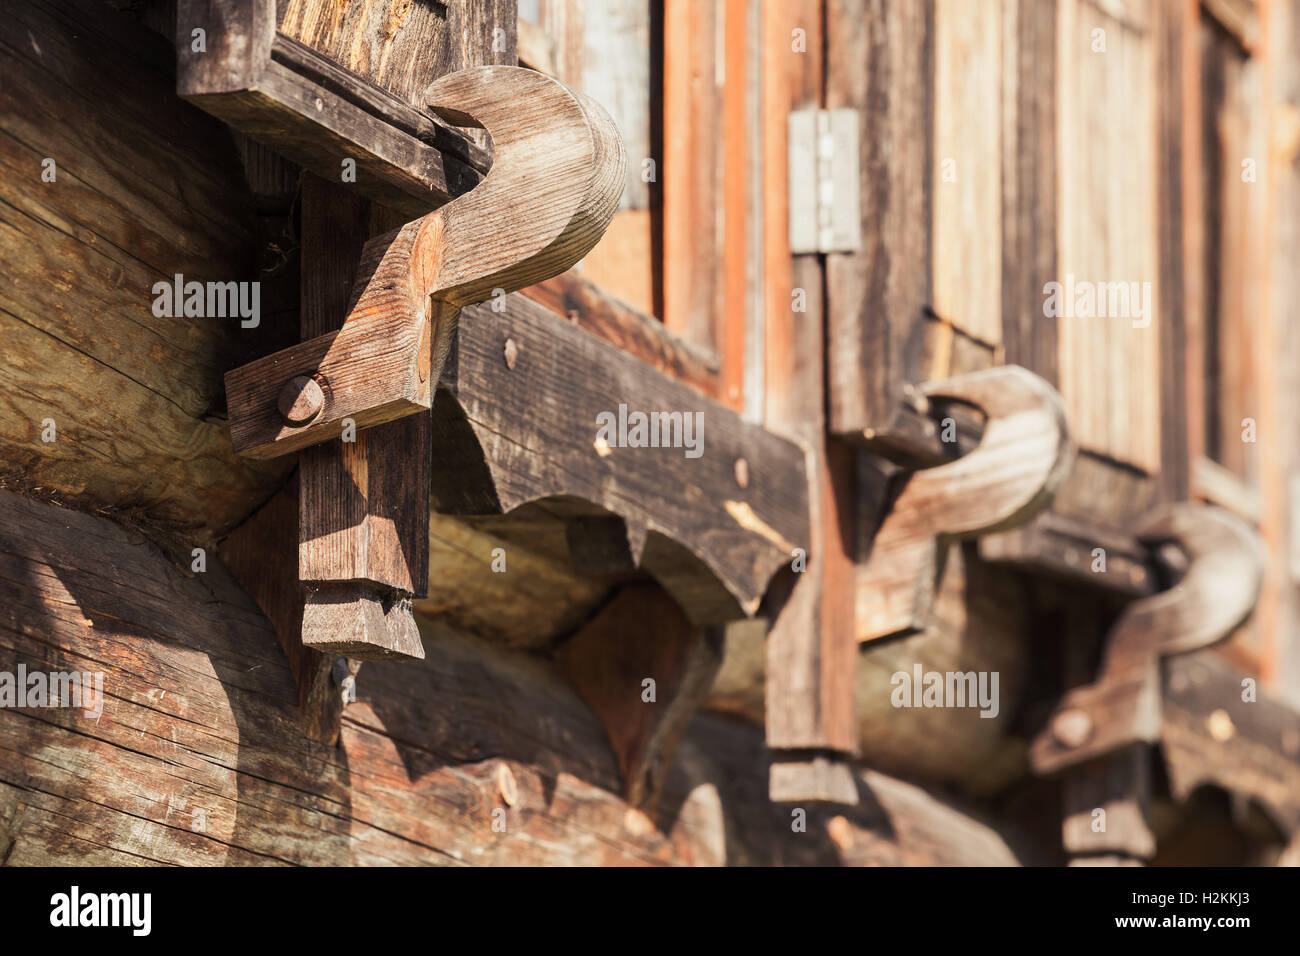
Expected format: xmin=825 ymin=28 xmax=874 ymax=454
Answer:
xmin=1031 ymin=503 xmax=1264 ymax=774
xmin=225 ymin=65 xmax=626 ymax=460
xmin=429 ymin=292 xmax=811 ymax=627
xmin=857 ymin=365 xmax=1074 ymax=642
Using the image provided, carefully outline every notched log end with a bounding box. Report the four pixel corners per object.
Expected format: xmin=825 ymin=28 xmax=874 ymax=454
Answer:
xmin=302 ymin=584 xmax=425 ymax=661
xmin=769 ymin=753 xmax=860 ymax=806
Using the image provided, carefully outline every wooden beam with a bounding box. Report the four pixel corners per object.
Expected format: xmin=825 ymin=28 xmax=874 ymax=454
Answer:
xmin=825 ymin=0 xmax=936 ymax=455
xmin=175 ymin=0 xmax=494 ymax=219
xmin=429 ymin=293 xmax=810 ymax=626
xmin=521 ymin=271 xmax=720 ymax=399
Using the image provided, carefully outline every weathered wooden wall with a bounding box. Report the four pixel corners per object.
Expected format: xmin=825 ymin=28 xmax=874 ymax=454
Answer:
xmin=0 ymin=489 xmax=1032 ymax=866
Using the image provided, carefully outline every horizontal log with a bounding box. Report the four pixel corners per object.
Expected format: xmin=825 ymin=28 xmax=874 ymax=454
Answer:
xmin=708 ymin=544 xmax=1041 ymax=794
xmin=0 ymin=0 xmax=287 ymax=534
xmin=431 ymin=293 xmax=811 ymax=625
xmin=0 ymin=488 xmax=1031 ymax=866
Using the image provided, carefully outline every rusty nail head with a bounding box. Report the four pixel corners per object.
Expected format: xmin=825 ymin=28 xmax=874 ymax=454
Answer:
xmin=278 ymin=375 xmax=325 ymax=426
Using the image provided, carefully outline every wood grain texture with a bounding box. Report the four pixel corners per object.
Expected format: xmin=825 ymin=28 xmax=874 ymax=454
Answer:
xmin=431 ymin=293 xmax=809 ymax=626
xmin=0 ymin=0 xmax=287 ymax=534
xmin=0 ymin=489 xmax=1030 ymax=866
xmin=1032 ymin=503 xmax=1264 ymax=774
xmin=1056 ymin=0 xmax=1162 ymax=472
xmin=176 ymin=0 xmax=493 ymax=218
xmin=295 ymin=178 xmax=428 ymax=661
xmin=556 ymin=583 xmax=723 ymax=810
xmin=521 ymin=271 xmax=720 ymax=398
xmin=761 ymin=0 xmax=859 ymax=768
xmin=932 ymin=0 xmax=1002 ymax=346
xmin=225 ymin=65 xmax=626 ymax=459
xmin=858 ymin=366 xmax=1074 ymax=641
xmin=1001 ymin=0 xmax=1058 ymax=381
xmin=825 ymin=0 xmax=935 ymax=449
xmin=1162 ymin=652 xmax=1300 ymax=836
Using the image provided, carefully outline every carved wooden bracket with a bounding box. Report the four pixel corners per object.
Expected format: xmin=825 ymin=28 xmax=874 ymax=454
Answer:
xmin=430 ymin=293 xmax=811 ymax=627
xmin=1031 ymin=503 xmax=1264 ymax=775
xmin=857 ymin=365 xmax=1074 ymax=642
xmin=1162 ymin=653 xmax=1300 ymax=842
xmin=215 ymin=65 xmax=623 ymax=671
xmin=225 ymin=66 xmax=625 ymax=461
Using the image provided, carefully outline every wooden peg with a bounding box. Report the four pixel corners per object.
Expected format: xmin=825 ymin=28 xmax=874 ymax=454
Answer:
xmin=1031 ymin=503 xmax=1264 ymax=774
xmin=857 ymin=365 xmax=1073 ymax=642
xmin=225 ymin=66 xmax=626 ymax=460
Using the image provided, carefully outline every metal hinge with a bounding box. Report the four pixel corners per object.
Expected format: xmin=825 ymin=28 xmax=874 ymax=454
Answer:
xmin=788 ymin=109 xmax=860 ymax=254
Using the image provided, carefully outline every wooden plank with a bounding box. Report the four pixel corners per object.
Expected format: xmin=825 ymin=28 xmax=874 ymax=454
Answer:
xmin=662 ymin=0 xmax=722 ymax=353
xmin=1153 ymin=0 xmax=1192 ymax=502
xmin=762 ymin=0 xmax=859 ymax=775
xmin=431 ymin=293 xmax=810 ymax=626
xmin=296 ymin=177 xmax=427 ymax=661
xmin=1001 ymin=0 xmax=1058 ymax=381
xmin=176 ymin=0 xmax=494 ymax=219
xmin=1056 ymin=0 xmax=1162 ymax=473
xmin=0 ymin=0 xmax=287 ymax=534
xmin=825 ymin=0 xmax=935 ymax=451
xmin=932 ymin=0 xmax=1002 ymax=346
xmin=521 ymin=271 xmax=720 ymax=399
xmin=0 ymin=489 xmax=1029 ymax=866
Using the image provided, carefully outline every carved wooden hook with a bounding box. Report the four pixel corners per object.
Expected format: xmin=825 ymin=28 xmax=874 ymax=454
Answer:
xmin=1031 ymin=503 xmax=1264 ymax=774
xmin=857 ymin=365 xmax=1074 ymax=641
xmin=224 ymin=66 xmax=626 ymax=459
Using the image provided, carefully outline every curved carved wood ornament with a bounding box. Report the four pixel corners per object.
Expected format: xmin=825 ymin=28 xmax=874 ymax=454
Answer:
xmin=1031 ymin=503 xmax=1264 ymax=775
xmin=857 ymin=365 xmax=1074 ymax=642
xmin=224 ymin=66 xmax=626 ymax=460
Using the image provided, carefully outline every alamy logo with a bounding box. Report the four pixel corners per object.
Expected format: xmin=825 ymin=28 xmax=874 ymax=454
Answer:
xmin=595 ymin=404 xmax=703 ymax=459
xmin=1042 ymin=274 xmax=1153 ymax=328
xmin=152 ymin=273 xmax=260 ymax=328
xmin=0 ymin=665 xmax=104 ymax=718
xmin=890 ymin=664 xmax=999 ymax=718
xmin=50 ymin=886 xmax=151 ymax=936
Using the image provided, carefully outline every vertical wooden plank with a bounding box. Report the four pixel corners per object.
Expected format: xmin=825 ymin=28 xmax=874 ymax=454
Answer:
xmin=571 ymin=0 xmax=657 ymax=317
xmin=721 ymin=0 xmax=751 ymax=411
xmin=1153 ymin=0 xmax=1191 ymax=503
xmin=1001 ymin=0 xmax=1058 ymax=382
xmin=763 ymin=0 xmax=858 ymax=770
xmin=298 ymin=4 xmax=517 ymax=656
xmin=663 ymin=0 xmax=721 ymax=353
xmin=933 ymin=0 xmax=1002 ymax=347
xmin=825 ymin=0 xmax=934 ymax=439
xmin=1056 ymin=0 xmax=1162 ymax=473
xmin=1257 ymin=0 xmax=1300 ymax=694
